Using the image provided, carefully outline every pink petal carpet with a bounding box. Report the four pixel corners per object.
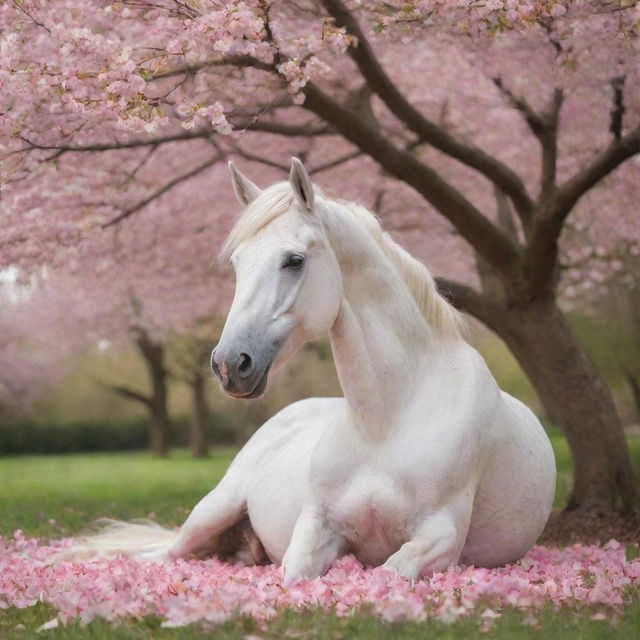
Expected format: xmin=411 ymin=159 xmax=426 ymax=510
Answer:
xmin=1 ymin=532 xmax=639 ymax=629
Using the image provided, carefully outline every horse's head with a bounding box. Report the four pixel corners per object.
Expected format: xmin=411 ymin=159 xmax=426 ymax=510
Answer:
xmin=211 ymin=158 xmax=343 ymax=399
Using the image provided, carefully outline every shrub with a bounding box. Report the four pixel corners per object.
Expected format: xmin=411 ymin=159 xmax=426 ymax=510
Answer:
xmin=0 ymin=413 xmax=238 ymax=455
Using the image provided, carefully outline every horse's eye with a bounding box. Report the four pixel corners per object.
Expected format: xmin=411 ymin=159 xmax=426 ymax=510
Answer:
xmin=282 ymin=253 xmax=305 ymax=270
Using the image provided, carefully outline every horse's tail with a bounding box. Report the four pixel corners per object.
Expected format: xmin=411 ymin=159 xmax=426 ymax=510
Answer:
xmin=54 ymin=519 xmax=178 ymax=562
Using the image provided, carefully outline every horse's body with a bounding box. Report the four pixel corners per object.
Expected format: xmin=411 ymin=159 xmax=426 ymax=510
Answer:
xmin=67 ymin=160 xmax=555 ymax=581
xmin=200 ymin=386 xmax=551 ymax=576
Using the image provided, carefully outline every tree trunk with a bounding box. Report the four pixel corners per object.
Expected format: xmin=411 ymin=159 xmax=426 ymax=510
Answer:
xmin=497 ymin=298 xmax=638 ymax=513
xmin=135 ymin=333 xmax=171 ymax=457
xmin=148 ymin=406 xmax=170 ymax=458
xmin=189 ymin=371 xmax=209 ymax=458
xmin=622 ymin=369 xmax=640 ymax=422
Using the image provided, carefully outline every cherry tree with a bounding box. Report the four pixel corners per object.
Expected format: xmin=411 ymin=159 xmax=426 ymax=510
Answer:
xmin=0 ymin=274 xmax=87 ymax=417
xmin=167 ymin=325 xmax=219 ymax=458
xmin=0 ymin=309 xmax=56 ymax=416
xmin=2 ymin=1 xmax=640 ymax=513
xmin=0 ymin=163 xmax=234 ymax=452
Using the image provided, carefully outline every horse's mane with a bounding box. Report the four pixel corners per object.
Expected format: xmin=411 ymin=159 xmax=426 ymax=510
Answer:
xmin=221 ymin=183 xmax=462 ymax=338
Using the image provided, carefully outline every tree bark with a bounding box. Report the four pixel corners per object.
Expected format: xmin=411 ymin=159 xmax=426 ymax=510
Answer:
xmin=622 ymin=369 xmax=640 ymax=422
xmin=134 ymin=333 xmax=171 ymax=457
xmin=495 ymin=298 xmax=639 ymax=513
xmin=148 ymin=403 xmax=170 ymax=458
xmin=189 ymin=371 xmax=210 ymax=458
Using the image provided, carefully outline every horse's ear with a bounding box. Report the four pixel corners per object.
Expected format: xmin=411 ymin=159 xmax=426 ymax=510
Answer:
xmin=228 ymin=161 xmax=262 ymax=207
xmin=289 ymin=157 xmax=315 ymax=213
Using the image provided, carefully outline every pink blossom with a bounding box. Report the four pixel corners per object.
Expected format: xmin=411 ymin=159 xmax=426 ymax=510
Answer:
xmin=1 ymin=0 xmax=639 ymax=420
xmin=0 ymin=534 xmax=638 ymax=629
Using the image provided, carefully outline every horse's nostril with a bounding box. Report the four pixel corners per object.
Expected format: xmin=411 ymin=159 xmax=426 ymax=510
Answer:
xmin=210 ymin=349 xmax=220 ymax=376
xmin=238 ymin=352 xmax=252 ymax=376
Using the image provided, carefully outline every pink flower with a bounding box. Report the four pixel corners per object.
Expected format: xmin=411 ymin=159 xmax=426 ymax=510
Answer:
xmin=2 ymin=534 xmax=638 ymax=628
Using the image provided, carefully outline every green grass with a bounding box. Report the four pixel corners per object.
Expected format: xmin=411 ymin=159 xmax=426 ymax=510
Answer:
xmin=0 ymin=449 xmax=236 ymax=537
xmin=549 ymin=426 xmax=640 ymax=509
xmin=1 ymin=433 xmax=639 ymax=638
xmin=2 ymin=601 xmax=639 ymax=640
xmin=4 ymin=430 xmax=638 ymax=537
xmin=548 ymin=426 xmax=574 ymax=509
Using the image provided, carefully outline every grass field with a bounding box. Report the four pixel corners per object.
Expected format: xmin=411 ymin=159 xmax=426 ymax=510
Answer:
xmin=0 ymin=448 xmax=237 ymax=538
xmin=1 ymin=430 xmax=639 ymax=638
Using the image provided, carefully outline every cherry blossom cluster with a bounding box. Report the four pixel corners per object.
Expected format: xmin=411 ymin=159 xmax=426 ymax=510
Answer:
xmin=364 ymin=1 xmax=638 ymax=39
xmin=1 ymin=1 xmax=354 ymax=143
xmin=4 ymin=1 xmax=638 ymax=269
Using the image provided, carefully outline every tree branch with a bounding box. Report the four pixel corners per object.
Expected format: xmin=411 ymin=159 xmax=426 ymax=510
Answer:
xmin=610 ymin=76 xmax=625 ymax=140
xmin=321 ymin=0 xmax=533 ymax=224
xmin=229 ymin=148 xmax=289 ymax=172
xmin=522 ymin=123 xmax=640 ymax=295
xmin=18 ymin=131 xmax=210 ymax=154
xmin=494 ymin=185 xmax=519 ymax=243
xmin=148 ymin=55 xmax=274 ymax=80
xmin=102 ymin=153 xmax=222 ymax=228
xmin=99 ymin=382 xmax=153 ymax=408
xmin=492 ymin=78 xmax=544 ymax=135
xmin=540 ymin=88 xmax=563 ymax=198
xmin=302 ymin=82 xmax=521 ymax=275
xmin=230 ymin=146 xmax=362 ymax=176
xmin=554 ymin=124 xmax=640 ymax=223
xmin=236 ymin=119 xmax=334 ymax=136
xmin=493 ymin=82 xmax=563 ymax=201
xmin=311 ymin=150 xmax=363 ymax=174
xmin=12 ymin=0 xmax=51 ymax=33
xmin=435 ymin=277 xmax=505 ymax=333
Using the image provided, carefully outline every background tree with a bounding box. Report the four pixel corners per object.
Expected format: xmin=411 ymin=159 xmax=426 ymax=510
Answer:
xmin=168 ymin=328 xmax=218 ymax=458
xmin=102 ymin=327 xmax=173 ymax=457
xmin=2 ymin=1 xmax=639 ymax=513
xmin=0 ymin=274 xmax=88 ymax=418
xmin=0 ymin=306 xmax=58 ymax=418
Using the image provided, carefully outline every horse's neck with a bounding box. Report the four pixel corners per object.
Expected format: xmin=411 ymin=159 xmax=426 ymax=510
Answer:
xmin=326 ymin=213 xmax=453 ymax=438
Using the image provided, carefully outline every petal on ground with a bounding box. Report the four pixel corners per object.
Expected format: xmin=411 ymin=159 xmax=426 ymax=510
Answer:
xmin=1 ymin=532 xmax=638 ymax=628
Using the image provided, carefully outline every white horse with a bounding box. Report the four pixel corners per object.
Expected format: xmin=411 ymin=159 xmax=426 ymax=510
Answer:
xmin=67 ymin=158 xmax=555 ymax=581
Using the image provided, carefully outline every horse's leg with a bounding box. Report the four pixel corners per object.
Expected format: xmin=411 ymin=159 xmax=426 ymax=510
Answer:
xmin=170 ymin=476 xmax=247 ymax=558
xmin=282 ymin=505 xmax=345 ymax=584
xmin=383 ymin=504 xmax=471 ymax=579
xmin=138 ymin=474 xmax=246 ymax=561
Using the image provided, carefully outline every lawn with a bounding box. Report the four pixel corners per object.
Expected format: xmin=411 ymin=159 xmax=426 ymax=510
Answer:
xmin=1 ymin=430 xmax=639 ymax=638
xmin=0 ymin=448 xmax=237 ymax=538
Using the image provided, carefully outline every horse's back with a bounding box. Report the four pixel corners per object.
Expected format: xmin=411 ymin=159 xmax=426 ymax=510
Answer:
xmin=228 ymin=396 xmax=344 ymax=477
xmin=462 ymin=391 xmax=556 ymax=567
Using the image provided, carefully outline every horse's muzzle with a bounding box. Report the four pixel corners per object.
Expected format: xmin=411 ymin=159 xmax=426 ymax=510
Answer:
xmin=211 ymin=347 xmax=271 ymax=399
